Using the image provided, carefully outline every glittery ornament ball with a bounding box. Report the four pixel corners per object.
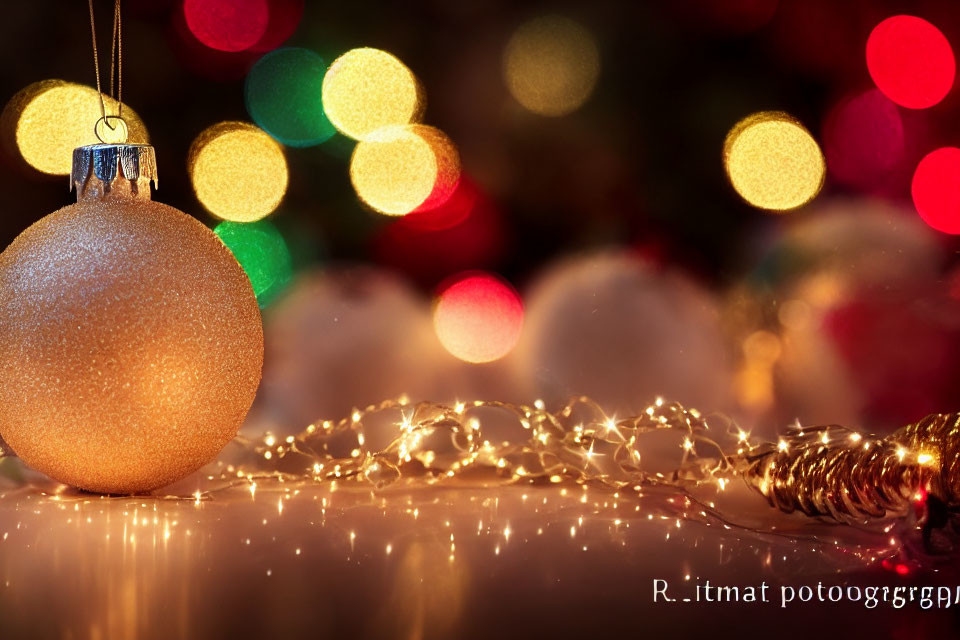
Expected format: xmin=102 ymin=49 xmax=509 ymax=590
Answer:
xmin=0 ymin=197 xmax=263 ymax=493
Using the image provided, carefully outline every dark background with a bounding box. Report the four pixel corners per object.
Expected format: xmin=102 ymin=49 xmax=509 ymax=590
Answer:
xmin=3 ymin=0 xmax=959 ymax=292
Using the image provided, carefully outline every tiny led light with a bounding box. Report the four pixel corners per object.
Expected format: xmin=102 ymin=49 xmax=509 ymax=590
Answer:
xmin=350 ymin=124 xmax=460 ymax=216
xmin=503 ymin=15 xmax=600 ymax=117
xmin=866 ymin=15 xmax=955 ymax=109
xmin=723 ymin=111 xmax=825 ymax=211
xmin=3 ymin=80 xmax=149 ymax=175
xmin=322 ymin=47 xmax=422 ymax=141
xmin=433 ymin=272 xmax=524 ymax=364
xmin=189 ymin=121 xmax=288 ymax=222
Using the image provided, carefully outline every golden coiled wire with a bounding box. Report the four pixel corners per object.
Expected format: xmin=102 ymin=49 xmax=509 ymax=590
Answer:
xmin=737 ymin=414 xmax=960 ymax=522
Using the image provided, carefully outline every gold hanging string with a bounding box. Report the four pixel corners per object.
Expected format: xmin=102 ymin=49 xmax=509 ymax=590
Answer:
xmin=88 ymin=0 xmax=125 ymax=142
xmin=87 ymin=0 xmax=106 ymax=122
xmin=108 ymin=0 xmax=122 ymax=120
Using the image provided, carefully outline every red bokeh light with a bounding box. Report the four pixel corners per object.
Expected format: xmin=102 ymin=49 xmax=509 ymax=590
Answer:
xmin=823 ymin=89 xmax=903 ymax=191
xmin=171 ymin=6 xmax=259 ymax=80
xmin=866 ymin=15 xmax=955 ymax=109
xmin=183 ymin=0 xmax=269 ymax=53
xmin=433 ymin=273 xmax=524 ymax=364
xmin=911 ymin=147 xmax=960 ymax=234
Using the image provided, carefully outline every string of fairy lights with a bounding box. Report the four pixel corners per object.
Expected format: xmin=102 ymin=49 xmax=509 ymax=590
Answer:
xmin=1 ymin=383 xmax=951 ymax=532
xmin=199 ymin=394 xmax=953 ymax=532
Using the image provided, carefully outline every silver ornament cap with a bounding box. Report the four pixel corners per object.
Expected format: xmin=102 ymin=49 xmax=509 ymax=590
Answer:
xmin=70 ymin=143 xmax=159 ymax=200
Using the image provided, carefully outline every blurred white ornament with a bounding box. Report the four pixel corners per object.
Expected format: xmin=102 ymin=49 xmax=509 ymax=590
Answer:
xmin=517 ymin=252 xmax=734 ymax=415
xmin=250 ymin=266 xmax=445 ymax=434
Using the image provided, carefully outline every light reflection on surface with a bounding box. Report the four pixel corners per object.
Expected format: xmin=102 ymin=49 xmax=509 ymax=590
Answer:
xmin=0 ymin=476 xmax=950 ymax=639
xmin=0 ymin=396 xmax=952 ymax=637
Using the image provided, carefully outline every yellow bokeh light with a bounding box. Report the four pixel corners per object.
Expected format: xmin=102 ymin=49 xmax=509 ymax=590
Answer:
xmin=2 ymin=79 xmax=149 ymax=175
xmin=188 ymin=121 xmax=288 ymax=223
xmin=723 ymin=112 xmax=825 ymax=211
xmin=504 ymin=15 xmax=600 ymax=117
xmin=322 ymin=47 xmax=423 ymax=141
xmin=349 ymin=124 xmax=460 ymax=216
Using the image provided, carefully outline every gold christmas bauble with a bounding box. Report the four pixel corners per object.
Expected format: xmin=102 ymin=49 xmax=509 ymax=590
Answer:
xmin=0 ymin=144 xmax=263 ymax=493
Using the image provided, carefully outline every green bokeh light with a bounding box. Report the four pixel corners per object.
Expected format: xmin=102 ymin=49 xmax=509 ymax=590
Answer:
xmin=245 ymin=47 xmax=336 ymax=147
xmin=214 ymin=220 xmax=293 ymax=308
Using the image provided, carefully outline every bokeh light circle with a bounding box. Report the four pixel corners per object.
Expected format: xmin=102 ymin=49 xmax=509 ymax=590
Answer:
xmin=503 ymin=15 xmax=600 ymax=117
xmin=433 ymin=273 xmax=524 ymax=364
xmin=184 ymin=0 xmax=269 ymax=52
xmin=2 ymin=80 xmax=149 ymax=175
xmin=866 ymin=15 xmax=955 ymax=109
xmin=823 ymin=89 xmax=904 ymax=189
xmin=214 ymin=220 xmax=293 ymax=308
xmin=911 ymin=147 xmax=960 ymax=234
xmin=321 ymin=47 xmax=422 ymax=141
xmin=350 ymin=124 xmax=460 ymax=216
xmin=189 ymin=121 xmax=288 ymax=222
xmin=245 ymin=47 xmax=335 ymax=147
xmin=723 ymin=111 xmax=825 ymax=211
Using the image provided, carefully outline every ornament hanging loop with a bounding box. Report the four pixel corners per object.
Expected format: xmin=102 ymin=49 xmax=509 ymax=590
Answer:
xmin=88 ymin=0 xmax=124 ymax=124
xmin=94 ymin=114 xmax=129 ymax=144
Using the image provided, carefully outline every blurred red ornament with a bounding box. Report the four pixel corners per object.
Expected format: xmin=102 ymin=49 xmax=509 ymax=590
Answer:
xmin=911 ymin=147 xmax=960 ymax=234
xmin=825 ymin=292 xmax=960 ymax=428
xmin=183 ymin=0 xmax=269 ymax=53
xmin=866 ymin=15 xmax=955 ymax=109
